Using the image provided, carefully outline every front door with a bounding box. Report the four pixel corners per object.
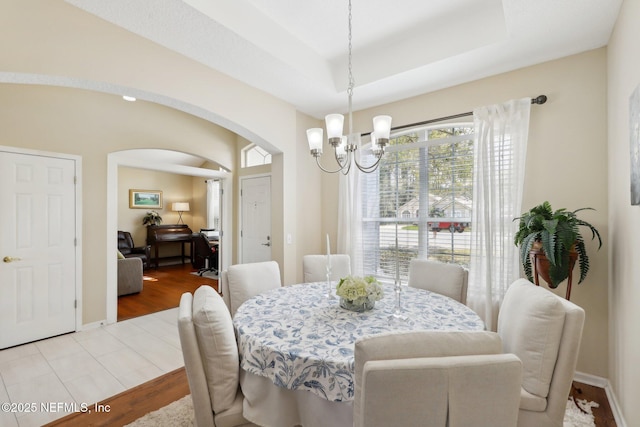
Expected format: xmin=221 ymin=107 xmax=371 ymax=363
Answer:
xmin=241 ymin=176 xmax=271 ymax=263
xmin=0 ymin=151 xmax=77 ymax=349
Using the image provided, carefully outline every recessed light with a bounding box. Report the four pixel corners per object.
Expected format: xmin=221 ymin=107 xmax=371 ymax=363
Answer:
xmin=122 ymin=95 xmax=136 ymax=102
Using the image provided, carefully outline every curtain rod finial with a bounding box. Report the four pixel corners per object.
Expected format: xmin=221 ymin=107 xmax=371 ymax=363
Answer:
xmin=532 ymin=95 xmax=547 ymax=105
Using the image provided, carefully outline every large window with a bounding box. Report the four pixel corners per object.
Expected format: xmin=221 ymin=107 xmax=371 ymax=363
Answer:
xmin=360 ymin=123 xmax=474 ymax=283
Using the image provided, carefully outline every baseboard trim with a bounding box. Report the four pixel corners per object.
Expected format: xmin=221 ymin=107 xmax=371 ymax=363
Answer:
xmin=80 ymin=319 xmax=107 ymax=331
xmin=574 ymin=371 xmax=627 ymax=427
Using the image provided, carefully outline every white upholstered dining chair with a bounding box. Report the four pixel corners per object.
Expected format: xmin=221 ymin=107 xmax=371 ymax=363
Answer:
xmin=408 ymin=259 xmax=469 ymax=304
xmin=177 ymin=286 xmax=256 ymax=427
xmin=223 ymin=261 xmax=281 ymax=317
xmin=498 ymin=278 xmax=586 ymax=427
xmin=353 ymin=331 xmax=522 ymax=427
xmin=302 ymin=254 xmax=351 ymax=282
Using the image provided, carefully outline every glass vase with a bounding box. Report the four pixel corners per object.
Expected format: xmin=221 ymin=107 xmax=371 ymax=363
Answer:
xmin=339 ymin=297 xmax=375 ymax=312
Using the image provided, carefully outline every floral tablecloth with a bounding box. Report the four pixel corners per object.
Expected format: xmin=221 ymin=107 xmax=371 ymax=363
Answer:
xmin=233 ymin=282 xmax=485 ymax=403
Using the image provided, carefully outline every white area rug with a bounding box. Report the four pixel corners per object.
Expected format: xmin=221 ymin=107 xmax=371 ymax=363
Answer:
xmin=125 ymin=394 xmax=598 ymax=427
xmin=125 ymin=395 xmax=193 ymax=427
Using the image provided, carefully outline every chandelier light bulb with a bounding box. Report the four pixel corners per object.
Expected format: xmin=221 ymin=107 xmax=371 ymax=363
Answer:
xmin=336 ymin=136 xmax=347 ymax=160
xmin=370 ymin=132 xmax=380 ymax=153
xmin=372 ymin=115 xmax=392 ymax=140
xmin=325 ymin=114 xmax=345 ymax=145
xmin=307 ymin=128 xmax=324 ymax=156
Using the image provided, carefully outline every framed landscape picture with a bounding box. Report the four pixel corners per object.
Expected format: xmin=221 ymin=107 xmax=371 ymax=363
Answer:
xmin=129 ymin=189 xmax=163 ymax=209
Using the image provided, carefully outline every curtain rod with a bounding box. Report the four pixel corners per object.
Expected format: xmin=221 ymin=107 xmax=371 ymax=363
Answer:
xmin=362 ymin=95 xmax=547 ymax=136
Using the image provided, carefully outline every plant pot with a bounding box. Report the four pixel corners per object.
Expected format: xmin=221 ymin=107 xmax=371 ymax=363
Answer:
xmin=529 ymin=241 xmax=578 ymax=299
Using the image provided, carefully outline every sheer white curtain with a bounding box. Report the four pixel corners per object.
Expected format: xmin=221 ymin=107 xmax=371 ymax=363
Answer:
xmin=206 ymin=179 xmax=220 ymax=229
xmin=337 ymin=156 xmax=366 ymax=276
xmin=467 ymin=98 xmax=531 ymax=331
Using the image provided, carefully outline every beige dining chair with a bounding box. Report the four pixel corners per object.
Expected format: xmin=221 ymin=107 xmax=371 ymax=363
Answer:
xmin=498 ymin=278 xmax=585 ymax=427
xmin=354 ymin=330 xmax=522 ymax=427
xmin=225 ymin=261 xmax=282 ymax=317
xmin=408 ymin=259 xmax=468 ymax=304
xmin=302 ymin=254 xmax=351 ymax=282
xmin=219 ymin=269 xmax=231 ymax=312
xmin=177 ymin=286 xmax=256 ymax=427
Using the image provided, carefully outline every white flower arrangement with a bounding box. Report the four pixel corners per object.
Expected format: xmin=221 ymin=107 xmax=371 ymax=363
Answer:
xmin=336 ymin=275 xmax=384 ymax=303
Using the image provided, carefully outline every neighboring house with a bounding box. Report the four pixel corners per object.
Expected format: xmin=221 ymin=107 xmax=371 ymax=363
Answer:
xmin=397 ymin=195 xmax=472 ymax=220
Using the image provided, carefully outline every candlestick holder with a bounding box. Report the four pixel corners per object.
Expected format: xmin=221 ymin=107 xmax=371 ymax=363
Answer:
xmin=388 ymin=279 xmax=408 ymax=323
xmin=325 ymin=265 xmax=336 ymax=299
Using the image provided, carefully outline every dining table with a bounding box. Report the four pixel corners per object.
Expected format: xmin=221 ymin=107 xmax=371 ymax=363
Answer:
xmin=233 ymin=281 xmax=485 ymax=427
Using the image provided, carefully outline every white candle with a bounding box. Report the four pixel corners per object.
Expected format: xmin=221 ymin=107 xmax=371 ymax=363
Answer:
xmin=326 ymin=233 xmax=332 ymax=271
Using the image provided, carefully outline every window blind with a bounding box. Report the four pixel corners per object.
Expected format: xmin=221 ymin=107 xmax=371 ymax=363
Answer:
xmin=359 ymin=125 xmax=474 ymax=284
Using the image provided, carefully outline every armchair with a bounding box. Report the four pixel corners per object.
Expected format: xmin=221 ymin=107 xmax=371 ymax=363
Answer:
xmin=117 ymin=230 xmax=151 ymax=269
xmin=117 ymin=257 xmax=143 ymax=296
xmin=354 ymin=331 xmax=522 ymax=427
xmin=178 ymin=286 xmax=256 ymax=427
xmin=498 ymin=279 xmax=586 ymax=427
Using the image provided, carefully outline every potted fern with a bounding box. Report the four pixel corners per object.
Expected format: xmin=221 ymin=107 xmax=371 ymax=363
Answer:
xmin=513 ymin=201 xmax=602 ymax=299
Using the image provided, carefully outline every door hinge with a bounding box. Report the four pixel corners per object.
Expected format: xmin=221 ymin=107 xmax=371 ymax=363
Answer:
xmin=74 ymin=300 xmax=77 ymax=309
xmin=74 ymin=176 xmax=77 ymax=184
xmin=74 ymin=237 xmax=77 ymax=246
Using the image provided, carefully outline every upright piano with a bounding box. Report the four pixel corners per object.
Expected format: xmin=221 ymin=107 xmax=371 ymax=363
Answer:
xmin=146 ymin=224 xmax=193 ymax=268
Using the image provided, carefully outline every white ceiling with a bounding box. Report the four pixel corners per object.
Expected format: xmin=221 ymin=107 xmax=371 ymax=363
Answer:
xmin=67 ymin=0 xmax=622 ymax=119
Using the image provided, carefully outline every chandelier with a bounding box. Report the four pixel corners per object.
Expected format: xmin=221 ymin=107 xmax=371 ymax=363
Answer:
xmin=306 ymin=0 xmax=391 ymax=175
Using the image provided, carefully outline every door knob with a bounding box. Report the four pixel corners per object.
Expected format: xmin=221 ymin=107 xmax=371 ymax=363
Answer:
xmin=3 ymin=256 xmax=22 ymax=263
xmin=261 ymin=242 xmax=271 ymax=247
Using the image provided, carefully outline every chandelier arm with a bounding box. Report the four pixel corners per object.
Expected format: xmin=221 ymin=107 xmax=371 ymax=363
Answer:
xmin=341 ymin=157 xmax=353 ymax=175
xmin=353 ymin=152 xmax=384 ymax=173
xmin=334 ymin=150 xmax=350 ymax=168
xmin=315 ymin=155 xmax=349 ymax=174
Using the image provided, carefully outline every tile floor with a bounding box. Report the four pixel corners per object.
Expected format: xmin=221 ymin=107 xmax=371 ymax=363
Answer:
xmin=0 ymin=308 xmax=183 ymax=427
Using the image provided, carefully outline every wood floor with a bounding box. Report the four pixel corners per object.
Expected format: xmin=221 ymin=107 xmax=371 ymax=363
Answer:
xmin=51 ymin=265 xmax=616 ymax=426
xmin=44 ymin=371 xmax=618 ymax=427
xmin=117 ymin=262 xmax=218 ymax=321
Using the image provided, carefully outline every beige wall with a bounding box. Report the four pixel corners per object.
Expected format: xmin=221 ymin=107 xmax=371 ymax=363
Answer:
xmin=325 ymin=49 xmax=609 ymax=377
xmin=118 ymin=167 xmax=204 ymax=258
xmin=2 ymin=0 xmax=302 ymax=292
xmin=607 ymin=1 xmax=640 ymax=425
xmin=0 ymin=84 xmax=238 ymax=323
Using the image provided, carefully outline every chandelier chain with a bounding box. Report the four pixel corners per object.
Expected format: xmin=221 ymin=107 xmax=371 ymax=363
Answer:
xmin=347 ymin=0 xmax=354 ymax=137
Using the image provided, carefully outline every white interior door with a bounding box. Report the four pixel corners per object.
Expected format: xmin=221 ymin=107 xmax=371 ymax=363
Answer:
xmin=0 ymin=151 xmax=77 ymax=349
xmin=241 ymin=176 xmax=271 ymax=263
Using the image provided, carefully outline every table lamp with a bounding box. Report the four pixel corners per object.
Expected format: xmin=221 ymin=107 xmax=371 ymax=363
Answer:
xmin=171 ymin=202 xmax=190 ymax=225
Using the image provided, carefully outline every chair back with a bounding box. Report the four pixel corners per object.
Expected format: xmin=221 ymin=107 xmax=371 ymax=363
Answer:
xmin=226 ymin=261 xmax=281 ymax=316
xmin=354 ymin=331 xmax=521 ymax=427
xmin=408 ymin=259 xmax=468 ymax=304
xmin=192 ymin=232 xmax=217 ymax=272
xmin=302 ymin=254 xmax=351 ymax=282
xmin=178 ymin=286 xmax=251 ymax=427
xmin=498 ymin=279 xmax=585 ymax=427
xmin=219 ymin=269 xmax=231 ymax=311
xmin=117 ymin=230 xmax=135 ymax=255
